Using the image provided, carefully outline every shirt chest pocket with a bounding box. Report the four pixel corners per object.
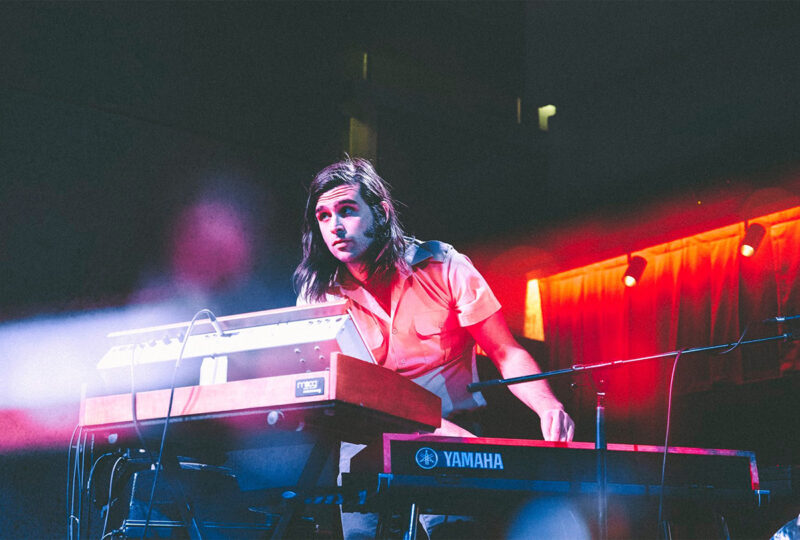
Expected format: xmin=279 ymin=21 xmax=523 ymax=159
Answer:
xmin=413 ymin=309 xmax=460 ymax=361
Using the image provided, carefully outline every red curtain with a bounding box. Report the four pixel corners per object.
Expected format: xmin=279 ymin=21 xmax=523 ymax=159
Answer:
xmin=536 ymin=207 xmax=800 ymax=443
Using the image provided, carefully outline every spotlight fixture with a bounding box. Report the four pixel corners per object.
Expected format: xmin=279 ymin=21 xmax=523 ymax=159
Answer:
xmin=623 ymin=255 xmax=647 ymax=287
xmin=740 ymin=223 xmax=766 ymax=257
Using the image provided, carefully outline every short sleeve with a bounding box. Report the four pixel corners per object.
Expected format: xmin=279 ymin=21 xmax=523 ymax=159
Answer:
xmin=446 ymin=251 xmax=501 ymax=327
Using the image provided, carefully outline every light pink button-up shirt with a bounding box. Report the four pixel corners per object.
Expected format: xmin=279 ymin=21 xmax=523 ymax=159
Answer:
xmin=304 ymin=239 xmax=502 ymax=417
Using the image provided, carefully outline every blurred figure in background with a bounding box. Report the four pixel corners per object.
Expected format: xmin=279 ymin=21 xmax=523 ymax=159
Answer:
xmin=131 ymin=177 xmax=280 ymax=319
xmin=0 ymin=175 xmax=284 ymax=434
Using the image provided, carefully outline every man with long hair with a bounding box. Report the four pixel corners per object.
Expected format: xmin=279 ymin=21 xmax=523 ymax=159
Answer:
xmin=295 ymin=157 xmax=574 ymax=536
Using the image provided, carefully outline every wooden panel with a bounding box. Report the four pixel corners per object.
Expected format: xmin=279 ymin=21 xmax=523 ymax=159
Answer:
xmin=80 ymin=371 xmax=329 ymax=427
xmin=330 ymin=353 xmax=441 ymax=431
xmin=80 ymin=355 xmax=442 ymax=436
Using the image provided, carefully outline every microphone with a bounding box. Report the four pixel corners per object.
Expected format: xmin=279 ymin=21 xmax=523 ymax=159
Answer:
xmin=763 ymin=314 xmax=800 ymax=324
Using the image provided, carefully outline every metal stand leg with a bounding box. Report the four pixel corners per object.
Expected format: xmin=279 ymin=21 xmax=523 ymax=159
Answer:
xmin=330 ymin=505 xmax=345 ymax=540
xmin=659 ymin=519 xmax=673 ymax=540
xmin=715 ymin=511 xmax=731 ymax=540
xmin=375 ymin=511 xmax=389 ymax=539
xmin=161 ymin=454 xmax=205 ymax=540
xmin=596 ymin=390 xmax=608 ymax=540
xmin=271 ymin=435 xmax=338 ymax=539
xmin=403 ymin=503 xmax=420 ymax=540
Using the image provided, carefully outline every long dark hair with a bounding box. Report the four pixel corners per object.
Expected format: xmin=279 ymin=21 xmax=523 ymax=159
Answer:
xmin=293 ymin=157 xmax=406 ymax=302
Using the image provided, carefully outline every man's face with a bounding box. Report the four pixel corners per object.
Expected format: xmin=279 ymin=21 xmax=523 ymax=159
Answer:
xmin=314 ymin=185 xmax=377 ymax=269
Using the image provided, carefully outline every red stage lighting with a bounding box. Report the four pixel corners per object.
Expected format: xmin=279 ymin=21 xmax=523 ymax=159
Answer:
xmin=740 ymin=223 xmax=766 ymax=257
xmin=623 ymin=255 xmax=647 ymax=287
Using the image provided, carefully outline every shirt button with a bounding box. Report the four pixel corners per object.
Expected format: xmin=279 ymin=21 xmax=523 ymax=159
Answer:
xmin=392 ymin=328 xmax=398 ymax=335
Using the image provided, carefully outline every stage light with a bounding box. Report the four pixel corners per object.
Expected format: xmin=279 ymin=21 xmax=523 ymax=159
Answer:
xmin=538 ymin=105 xmax=556 ymax=131
xmin=623 ymin=255 xmax=647 ymax=287
xmin=740 ymin=223 xmax=765 ymax=257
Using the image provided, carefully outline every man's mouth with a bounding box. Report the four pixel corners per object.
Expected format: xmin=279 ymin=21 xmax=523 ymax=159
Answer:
xmin=333 ymin=238 xmax=349 ymax=247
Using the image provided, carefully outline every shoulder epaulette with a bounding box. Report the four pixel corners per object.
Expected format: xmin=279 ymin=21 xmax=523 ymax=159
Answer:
xmin=405 ymin=238 xmax=452 ymax=266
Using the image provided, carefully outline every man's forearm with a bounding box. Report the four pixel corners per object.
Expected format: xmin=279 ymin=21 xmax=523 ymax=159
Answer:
xmin=494 ymin=347 xmax=564 ymax=417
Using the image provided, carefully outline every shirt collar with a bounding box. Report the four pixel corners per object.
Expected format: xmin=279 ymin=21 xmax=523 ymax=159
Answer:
xmin=332 ymin=238 xmax=446 ymax=286
xmin=404 ymin=239 xmax=448 ymax=267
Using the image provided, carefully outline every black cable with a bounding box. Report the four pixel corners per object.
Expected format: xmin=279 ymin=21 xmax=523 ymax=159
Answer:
xmin=716 ymin=322 xmax=751 ymax=355
xmin=66 ymin=424 xmax=81 ymax=540
xmin=657 ymin=349 xmax=684 ymax=532
xmin=142 ymin=308 xmax=220 ymax=539
xmin=70 ymin=431 xmax=79 ymax=539
xmin=128 ymin=339 xmax=164 ymax=538
xmin=85 ymin=452 xmax=116 ymax=505
xmin=70 ymin=428 xmax=86 ymax=539
xmin=79 ymin=430 xmax=89 ymax=539
xmin=81 ymin=430 xmax=90 ymax=539
xmin=656 ymin=319 xmax=762 ymax=533
xmin=79 ymin=433 xmax=88 ymax=539
xmin=130 ymin=344 xmax=158 ymax=464
xmin=83 ymin=431 xmax=97 ymax=539
xmin=100 ymin=456 xmax=126 ymax=540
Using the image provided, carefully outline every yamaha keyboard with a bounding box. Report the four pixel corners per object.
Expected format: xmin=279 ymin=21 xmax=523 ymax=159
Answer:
xmin=344 ymin=433 xmax=764 ymax=513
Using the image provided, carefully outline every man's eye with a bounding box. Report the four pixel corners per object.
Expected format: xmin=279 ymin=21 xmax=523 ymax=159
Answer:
xmin=316 ymin=212 xmax=330 ymax=221
xmin=341 ymin=207 xmax=356 ymax=216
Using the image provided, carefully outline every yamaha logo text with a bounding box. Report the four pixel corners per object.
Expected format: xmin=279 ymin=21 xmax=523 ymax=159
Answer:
xmin=415 ymin=447 xmax=504 ymax=471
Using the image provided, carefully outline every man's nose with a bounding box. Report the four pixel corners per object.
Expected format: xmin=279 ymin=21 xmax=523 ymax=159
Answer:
xmin=331 ymin=216 xmax=345 ymax=236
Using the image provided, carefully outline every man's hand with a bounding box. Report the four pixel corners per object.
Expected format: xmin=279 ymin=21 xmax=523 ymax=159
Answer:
xmin=432 ymin=418 xmax=477 ymax=438
xmin=540 ymin=408 xmax=575 ymax=442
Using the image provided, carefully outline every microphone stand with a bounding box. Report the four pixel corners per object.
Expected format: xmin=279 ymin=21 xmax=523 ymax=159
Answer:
xmin=467 ymin=330 xmax=797 ymax=540
xmin=596 ymin=386 xmax=607 ymax=540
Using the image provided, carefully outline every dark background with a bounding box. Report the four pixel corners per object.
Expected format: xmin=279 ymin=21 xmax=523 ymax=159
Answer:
xmin=3 ymin=2 xmax=799 ymax=319
xmin=2 ymin=2 xmax=799 ymax=538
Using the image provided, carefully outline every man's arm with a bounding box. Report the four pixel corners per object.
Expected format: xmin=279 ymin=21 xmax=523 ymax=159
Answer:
xmin=467 ymin=311 xmax=575 ymax=442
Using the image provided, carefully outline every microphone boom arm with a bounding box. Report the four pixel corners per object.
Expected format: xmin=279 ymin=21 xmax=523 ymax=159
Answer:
xmin=468 ymin=330 xmax=797 ymax=393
